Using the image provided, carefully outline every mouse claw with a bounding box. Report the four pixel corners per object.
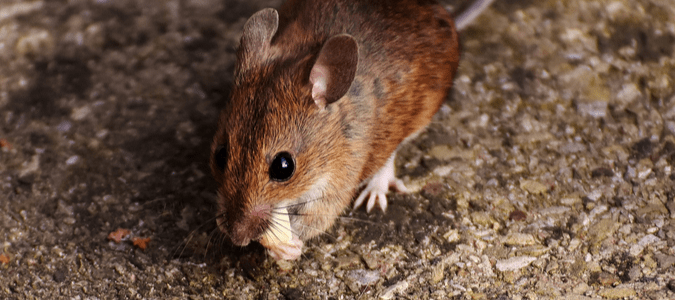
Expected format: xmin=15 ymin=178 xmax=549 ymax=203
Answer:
xmin=353 ymin=153 xmax=408 ymax=212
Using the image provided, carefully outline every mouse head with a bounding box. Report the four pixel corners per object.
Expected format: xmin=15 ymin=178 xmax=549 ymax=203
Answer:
xmin=210 ymin=8 xmax=359 ymax=247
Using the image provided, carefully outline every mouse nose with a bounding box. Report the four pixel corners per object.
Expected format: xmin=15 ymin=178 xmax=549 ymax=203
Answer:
xmin=227 ymin=204 xmax=272 ymax=246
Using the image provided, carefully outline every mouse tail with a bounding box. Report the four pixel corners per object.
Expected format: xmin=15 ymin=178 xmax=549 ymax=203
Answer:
xmin=453 ymin=0 xmax=496 ymax=31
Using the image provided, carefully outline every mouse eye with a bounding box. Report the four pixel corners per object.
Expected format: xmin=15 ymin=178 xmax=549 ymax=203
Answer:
xmin=269 ymin=152 xmax=295 ymax=182
xmin=214 ymin=144 xmax=228 ymax=171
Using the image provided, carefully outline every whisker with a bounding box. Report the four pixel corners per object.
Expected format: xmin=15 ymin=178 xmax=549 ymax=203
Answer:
xmin=171 ymin=211 xmax=224 ymax=260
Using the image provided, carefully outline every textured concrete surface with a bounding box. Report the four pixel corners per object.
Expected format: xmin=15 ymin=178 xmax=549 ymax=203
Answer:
xmin=1 ymin=0 xmax=675 ymax=299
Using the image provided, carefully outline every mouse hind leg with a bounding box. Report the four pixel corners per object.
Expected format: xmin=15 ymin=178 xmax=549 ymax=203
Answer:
xmin=353 ymin=128 xmax=425 ymax=212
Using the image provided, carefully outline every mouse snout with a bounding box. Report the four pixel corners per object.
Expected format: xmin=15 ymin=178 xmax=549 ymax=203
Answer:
xmin=227 ymin=204 xmax=272 ymax=246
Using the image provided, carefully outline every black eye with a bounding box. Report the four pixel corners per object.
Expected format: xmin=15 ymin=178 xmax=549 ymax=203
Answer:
xmin=269 ymin=152 xmax=295 ymax=181
xmin=214 ymin=144 xmax=228 ymax=171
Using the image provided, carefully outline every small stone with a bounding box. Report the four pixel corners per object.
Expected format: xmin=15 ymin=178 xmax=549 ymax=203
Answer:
xmin=379 ymin=279 xmax=410 ymax=299
xmin=504 ymin=233 xmax=537 ymax=246
xmin=568 ymin=238 xmax=581 ymax=251
xmin=443 ymin=229 xmax=460 ymax=243
xmin=345 ymin=269 xmax=380 ymax=293
xmin=66 ymin=155 xmax=80 ymax=165
xmin=591 ymin=167 xmax=614 ymax=178
xmin=520 ymin=180 xmax=548 ymax=194
xmin=15 ymin=28 xmax=54 ymax=57
xmin=429 ymin=145 xmax=453 ymax=161
xmin=431 ymin=260 xmax=445 ymax=284
xmin=539 ymin=206 xmax=570 ymax=216
xmin=19 ymin=155 xmax=40 ymax=177
xmin=275 ymin=259 xmax=294 ymax=271
xmin=654 ymin=253 xmax=675 ymax=270
xmin=560 ymin=195 xmax=581 ymax=206
xmin=509 ymin=210 xmax=527 ymax=221
xmin=629 ymin=234 xmax=661 ymax=256
xmin=615 ymin=83 xmax=642 ymax=106
xmin=500 ymin=270 xmax=519 ymax=284
xmin=495 ymin=256 xmax=536 ymax=272
xmin=592 ymin=272 xmax=620 ymax=286
xmin=572 ymin=282 xmax=590 ymax=294
xmin=334 ymin=254 xmax=362 ymax=270
xmin=559 ymin=142 xmax=586 ymax=154
xmin=71 ymin=105 xmax=92 ymax=121
xmin=516 ymin=245 xmax=549 ymax=257
xmin=597 ymin=287 xmax=637 ymax=299
xmin=586 ymin=189 xmax=603 ymax=201
xmin=577 ymin=101 xmax=608 ymax=118
xmin=628 ymin=266 xmax=641 ymax=281
xmin=666 ymin=201 xmax=675 ymax=219
xmin=471 ymin=212 xmax=495 ymax=227
xmin=362 ymin=251 xmax=382 ymax=270
xmin=588 ymin=218 xmax=619 ymax=244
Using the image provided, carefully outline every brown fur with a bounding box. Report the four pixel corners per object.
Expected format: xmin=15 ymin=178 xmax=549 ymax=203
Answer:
xmin=211 ymin=0 xmax=459 ymax=248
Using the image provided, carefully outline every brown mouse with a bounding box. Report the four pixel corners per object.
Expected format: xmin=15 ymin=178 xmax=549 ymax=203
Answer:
xmin=210 ymin=0 xmax=493 ymax=260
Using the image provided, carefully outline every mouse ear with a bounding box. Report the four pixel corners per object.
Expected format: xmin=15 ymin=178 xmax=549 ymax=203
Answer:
xmin=310 ymin=34 xmax=358 ymax=109
xmin=237 ymin=8 xmax=279 ymax=74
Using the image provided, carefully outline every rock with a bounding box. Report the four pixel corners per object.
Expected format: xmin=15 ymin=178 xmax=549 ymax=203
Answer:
xmin=592 ymin=272 xmax=620 ymax=286
xmin=504 ymin=233 xmax=537 ymax=247
xmin=334 ymin=254 xmax=362 ymax=270
xmin=443 ymin=229 xmax=460 ymax=243
xmin=379 ymin=278 xmax=411 ymax=299
xmin=629 ymin=234 xmax=661 ymax=256
xmin=597 ymin=287 xmax=637 ymax=299
xmin=471 ymin=212 xmax=495 ymax=227
xmin=520 ymin=180 xmax=548 ymax=194
xmin=345 ymin=270 xmax=380 ymax=293
xmin=430 ymin=260 xmax=445 ymax=284
xmin=571 ymin=282 xmax=590 ymax=294
xmin=588 ymin=218 xmax=619 ymax=244
xmin=362 ymin=251 xmax=382 ymax=270
xmin=509 ymin=210 xmax=527 ymax=221
xmin=666 ymin=201 xmax=675 ymax=219
xmin=655 ymin=254 xmax=675 ymax=270
xmin=539 ymin=206 xmax=570 ymax=216
xmin=495 ymin=256 xmax=536 ymax=272
xmin=559 ymin=142 xmax=586 ymax=154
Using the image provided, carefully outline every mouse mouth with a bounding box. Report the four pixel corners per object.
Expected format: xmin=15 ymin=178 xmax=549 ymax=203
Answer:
xmin=219 ymin=203 xmax=273 ymax=247
xmin=259 ymin=206 xmax=293 ymax=246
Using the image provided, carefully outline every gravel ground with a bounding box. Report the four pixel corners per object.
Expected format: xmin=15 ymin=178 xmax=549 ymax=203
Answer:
xmin=1 ymin=0 xmax=675 ymax=299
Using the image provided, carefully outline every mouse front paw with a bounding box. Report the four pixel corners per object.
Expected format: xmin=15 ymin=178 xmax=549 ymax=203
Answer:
xmin=262 ymin=235 xmax=304 ymax=261
xmin=353 ymin=153 xmax=408 ymax=212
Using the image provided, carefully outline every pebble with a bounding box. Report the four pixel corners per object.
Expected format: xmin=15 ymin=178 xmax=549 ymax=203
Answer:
xmin=345 ymin=269 xmax=380 ymax=293
xmin=593 ymin=272 xmax=620 ymax=286
xmin=588 ymin=218 xmax=619 ymax=244
xmin=431 ymin=260 xmax=445 ymax=284
xmin=0 ymin=1 xmax=44 ymax=23
xmin=655 ymin=254 xmax=675 ymax=270
xmin=538 ymin=206 xmax=570 ymax=216
xmin=597 ymin=287 xmax=637 ymax=299
xmin=629 ymin=234 xmax=661 ymax=256
xmin=520 ymin=180 xmax=548 ymax=194
xmin=495 ymin=256 xmax=536 ymax=272
xmin=379 ymin=278 xmax=411 ymax=299
xmin=334 ymin=254 xmax=362 ymax=270
xmin=504 ymin=233 xmax=537 ymax=246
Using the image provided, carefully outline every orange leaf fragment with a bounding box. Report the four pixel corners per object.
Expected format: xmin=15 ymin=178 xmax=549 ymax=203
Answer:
xmin=107 ymin=228 xmax=131 ymax=243
xmin=0 ymin=254 xmax=9 ymax=264
xmin=0 ymin=139 xmax=11 ymax=150
xmin=132 ymin=237 xmax=151 ymax=250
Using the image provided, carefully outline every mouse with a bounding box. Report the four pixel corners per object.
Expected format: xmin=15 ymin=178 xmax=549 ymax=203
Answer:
xmin=210 ymin=0 xmax=495 ymax=261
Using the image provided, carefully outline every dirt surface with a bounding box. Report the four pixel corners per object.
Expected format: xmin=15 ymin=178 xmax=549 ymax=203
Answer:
xmin=2 ymin=0 xmax=675 ymax=299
